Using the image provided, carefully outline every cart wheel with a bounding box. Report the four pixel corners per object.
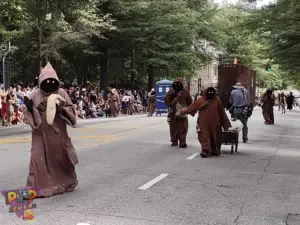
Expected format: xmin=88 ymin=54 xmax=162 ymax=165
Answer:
xmin=235 ymin=143 xmax=238 ymax=152
xmin=231 ymin=145 xmax=234 ymax=154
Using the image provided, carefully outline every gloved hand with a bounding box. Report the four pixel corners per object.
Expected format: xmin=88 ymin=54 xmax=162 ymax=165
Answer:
xmin=180 ymin=111 xmax=185 ymax=116
xmin=24 ymin=96 xmax=34 ymax=113
xmin=56 ymin=104 xmax=64 ymax=114
xmin=37 ymin=100 xmax=47 ymax=112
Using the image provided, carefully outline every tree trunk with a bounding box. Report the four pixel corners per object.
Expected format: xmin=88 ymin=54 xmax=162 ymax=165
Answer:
xmin=37 ymin=2 xmax=42 ymax=77
xmin=131 ymin=49 xmax=134 ymax=92
xmin=131 ymin=76 xmax=134 ymax=92
xmin=100 ymin=48 xmax=108 ymax=98
xmin=147 ymin=65 xmax=154 ymax=92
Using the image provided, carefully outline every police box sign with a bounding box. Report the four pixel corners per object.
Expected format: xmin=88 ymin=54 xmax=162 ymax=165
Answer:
xmin=1 ymin=188 xmax=40 ymax=221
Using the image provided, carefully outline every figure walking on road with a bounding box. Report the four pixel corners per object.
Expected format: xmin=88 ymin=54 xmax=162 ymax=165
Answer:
xmin=278 ymin=92 xmax=286 ymax=114
xmin=261 ymin=89 xmax=276 ymax=125
xmin=165 ymin=78 xmax=192 ymax=148
xmin=127 ymin=91 xmax=135 ymax=115
xmin=23 ymin=62 xmax=79 ymax=198
xmin=277 ymin=93 xmax=281 ymax=111
xmin=286 ymin=92 xmax=295 ymax=111
xmin=229 ymin=83 xmax=250 ymax=143
xmin=147 ymin=88 xmax=156 ymax=117
xmin=109 ymin=88 xmax=121 ymax=117
xmin=180 ymin=87 xmax=231 ymax=157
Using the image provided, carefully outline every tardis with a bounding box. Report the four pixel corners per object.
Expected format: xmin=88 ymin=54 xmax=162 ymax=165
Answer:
xmin=155 ymin=79 xmax=173 ymax=116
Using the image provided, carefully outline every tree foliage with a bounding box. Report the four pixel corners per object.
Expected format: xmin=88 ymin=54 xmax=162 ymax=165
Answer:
xmin=1 ymin=0 xmax=297 ymax=90
xmin=245 ymin=0 xmax=300 ymax=88
xmin=213 ymin=4 xmax=295 ymax=90
xmin=0 ymin=0 xmax=217 ymax=87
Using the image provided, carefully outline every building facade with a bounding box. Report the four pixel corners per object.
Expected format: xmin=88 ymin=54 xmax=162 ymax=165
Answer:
xmin=189 ymin=62 xmax=219 ymax=96
xmin=189 ymin=40 xmax=222 ymax=96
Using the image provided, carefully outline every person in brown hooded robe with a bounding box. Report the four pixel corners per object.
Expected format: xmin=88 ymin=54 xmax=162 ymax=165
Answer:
xmin=180 ymin=87 xmax=231 ymax=157
xmin=127 ymin=90 xmax=135 ymax=115
xmin=164 ymin=78 xmax=192 ymax=148
xmin=261 ymin=88 xmax=275 ymax=125
xmin=147 ymin=88 xmax=156 ymax=117
xmin=23 ymin=62 xmax=79 ymax=197
xmin=109 ymin=88 xmax=121 ymax=117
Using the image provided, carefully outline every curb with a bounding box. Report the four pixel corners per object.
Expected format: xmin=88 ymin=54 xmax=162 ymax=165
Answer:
xmin=0 ymin=114 xmax=150 ymax=136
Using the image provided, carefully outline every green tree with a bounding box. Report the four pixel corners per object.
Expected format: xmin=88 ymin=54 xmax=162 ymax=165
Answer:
xmin=0 ymin=0 xmax=115 ymax=85
xmin=213 ymin=5 xmax=292 ymax=89
xmin=246 ymin=0 xmax=300 ymax=88
xmin=97 ymin=0 xmax=216 ymax=90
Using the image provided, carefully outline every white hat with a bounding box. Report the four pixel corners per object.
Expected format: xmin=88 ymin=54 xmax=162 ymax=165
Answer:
xmin=233 ymin=82 xmax=242 ymax=88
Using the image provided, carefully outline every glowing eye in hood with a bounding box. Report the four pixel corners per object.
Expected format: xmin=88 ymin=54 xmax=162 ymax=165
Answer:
xmin=47 ymin=80 xmax=50 ymax=83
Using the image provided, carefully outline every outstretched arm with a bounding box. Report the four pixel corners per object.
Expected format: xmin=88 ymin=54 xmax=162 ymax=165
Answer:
xmin=181 ymin=97 xmax=205 ymax=116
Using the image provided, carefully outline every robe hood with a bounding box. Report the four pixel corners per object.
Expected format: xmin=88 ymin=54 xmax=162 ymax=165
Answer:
xmin=172 ymin=78 xmax=184 ymax=91
xmin=148 ymin=88 xmax=156 ymax=97
xmin=173 ymin=78 xmax=184 ymax=85
xmin=148 ymin=88 xmax=155 ymax=94
xmin=38 ymin=62 xmax=60 ymax=92
xmin=203 ymin=87 xmax=216 ymax=100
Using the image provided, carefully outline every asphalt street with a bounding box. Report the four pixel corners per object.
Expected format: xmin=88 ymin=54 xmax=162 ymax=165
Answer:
xmin=1 ymin=108 xmax=300 ymax=225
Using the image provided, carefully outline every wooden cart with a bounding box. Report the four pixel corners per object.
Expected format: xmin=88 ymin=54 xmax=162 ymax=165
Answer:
xmin=222 ymin=130 xmax=239 ymax=154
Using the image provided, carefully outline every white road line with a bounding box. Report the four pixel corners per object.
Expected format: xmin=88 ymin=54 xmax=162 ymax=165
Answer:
xmin=138 ymin=174 xmax=169 ymax=190
xmin=186 ymin=153 xmax=200 ymax=160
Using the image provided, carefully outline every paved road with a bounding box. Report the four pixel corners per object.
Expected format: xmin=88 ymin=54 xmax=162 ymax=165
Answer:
xmin=1 ymin=108 xmax=300 ymax=225
xmin=0 ymin=114 xmax=147 ymax=137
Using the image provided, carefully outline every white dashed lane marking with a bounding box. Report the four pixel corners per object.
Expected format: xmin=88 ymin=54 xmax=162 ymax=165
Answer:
xmin=186 ymin=153 xmax=200 ymax=160
xmin=77 ymin=222 xmax=95 ymax=225
xmin=138 ymin=173 xmax=169 ymax=190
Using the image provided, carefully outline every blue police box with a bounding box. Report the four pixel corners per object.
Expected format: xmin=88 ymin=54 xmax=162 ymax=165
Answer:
xmin=155 ymin=79 xmax=173 ymax=116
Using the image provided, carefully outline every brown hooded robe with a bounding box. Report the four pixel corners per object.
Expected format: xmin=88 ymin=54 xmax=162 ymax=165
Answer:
xmin=261 ymin=93 xmax=275 ymax=124
xmin=164 ymin=79 xmax=192 ymax=147
xmin=181 ymin=92 xmax=231 ymax=156
xmin=109 ymin=88 xmax=121 ymax=117
xmin=25 ymin=63 xmax=78 ymax=197
xmin=147 ymin=88 xmax=156 ymax=117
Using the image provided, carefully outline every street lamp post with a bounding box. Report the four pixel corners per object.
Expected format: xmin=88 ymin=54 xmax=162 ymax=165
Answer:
xmin=1 ymin=42 xmax=11 ymax=90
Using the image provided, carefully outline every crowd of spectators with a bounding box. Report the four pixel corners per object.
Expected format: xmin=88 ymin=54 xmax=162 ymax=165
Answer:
xmin=0 ymin=81 xmax=151 ymax=126
xmin=68 ymin=82 xmax=149 ymax=119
